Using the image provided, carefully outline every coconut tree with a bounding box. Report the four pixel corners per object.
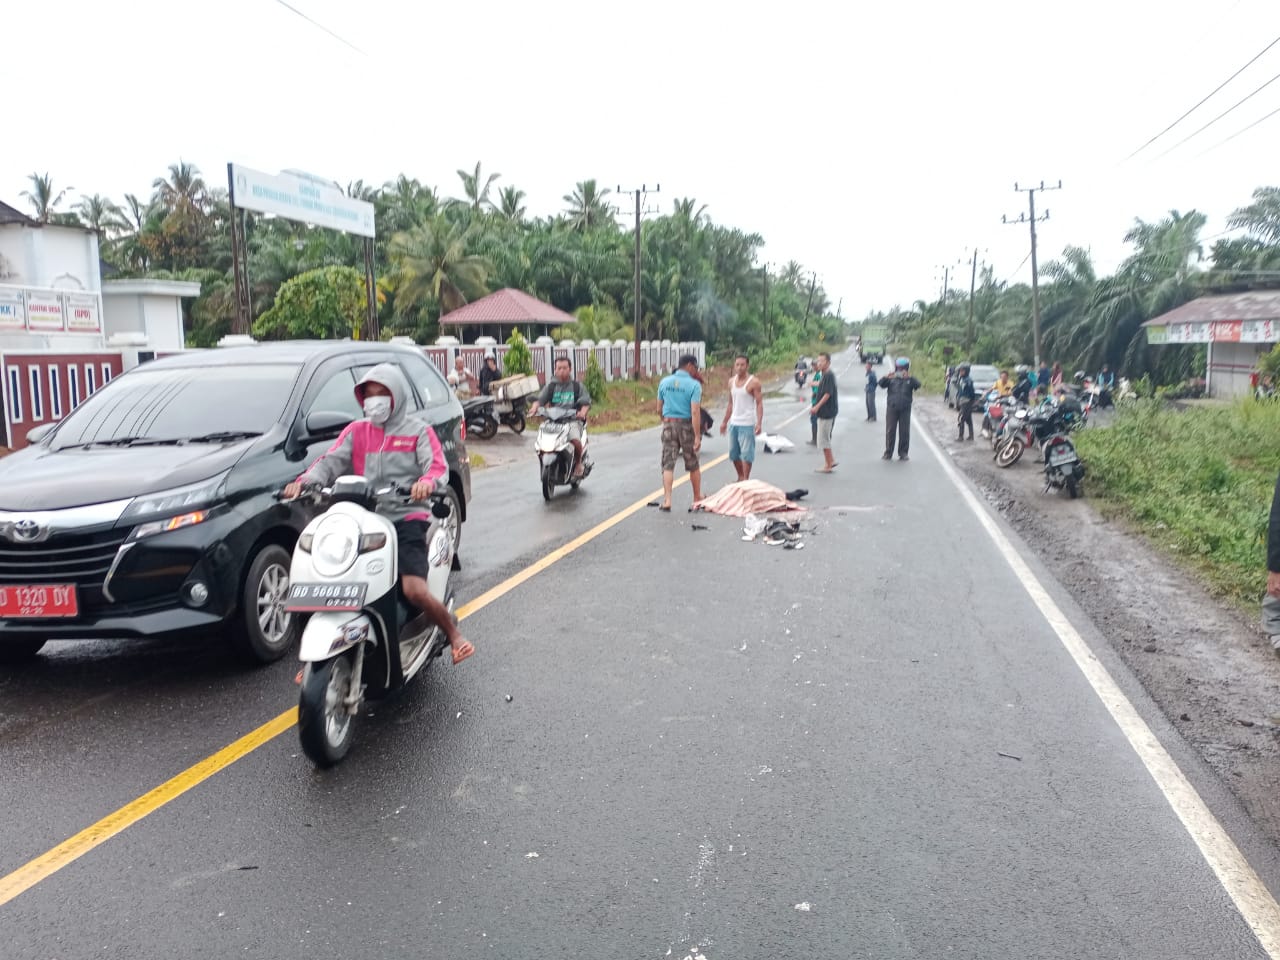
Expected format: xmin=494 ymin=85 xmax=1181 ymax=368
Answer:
xmin=21 ymin=173 xmax=73 ymax=223
xmin=152 ymin=160 xmax=208 ymax=216
xmin=454 ymin=162 xmax=501 ymax=214
xmin=387 ymin=215 xmax=492 ymax=321
xmin=563 ymin=179 xmax=613 ymax=232
xmin=497 ymin=186 xmax=527 ymax=224
xmin=74 ymin=194 xmax=127 ymax=238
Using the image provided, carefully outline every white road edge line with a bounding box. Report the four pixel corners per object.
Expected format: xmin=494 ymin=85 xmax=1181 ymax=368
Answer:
xmin=917 ymin=423 xmax=1280 ymax=957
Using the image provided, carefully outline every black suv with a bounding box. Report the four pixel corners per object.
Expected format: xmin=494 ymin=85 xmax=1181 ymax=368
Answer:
xmin=0 ymin=341 xmax=470 ymax=663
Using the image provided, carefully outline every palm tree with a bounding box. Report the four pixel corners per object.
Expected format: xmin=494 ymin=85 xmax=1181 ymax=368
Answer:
xmin=378 ymin=175 xmax=438 ymax=235
xmin=1227 ymin=186 xmax=1280 ymax=244
xmin=152 ymin=161 xmax=208 ymax=215
xmin=74 ymin=194 xmax=127 ymax=238
xmin=387 ymin=216 xmax=492 ymax=320
xmin=454 ymin=162 xmax=501 ymax=213
xmin=21 ymin=173 xmax=73 ymax=223
xmin=563 ymin=179 xmax=613 ymax=231
xmin=122 ymin=193 xmax=151 ymax=231
xmin=497 ymin=186 xmax=527 ymax=223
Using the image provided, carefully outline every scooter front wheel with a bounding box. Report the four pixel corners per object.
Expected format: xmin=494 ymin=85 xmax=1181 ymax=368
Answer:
xmin=541 ymin=464 xmax=555 ymax=501
xmin=298 ymin=652 xmax=357 ymax=768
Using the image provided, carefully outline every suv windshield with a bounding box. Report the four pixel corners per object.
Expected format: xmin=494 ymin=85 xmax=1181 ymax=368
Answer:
xmin=52 ymin=363 xmax=303 ymax=450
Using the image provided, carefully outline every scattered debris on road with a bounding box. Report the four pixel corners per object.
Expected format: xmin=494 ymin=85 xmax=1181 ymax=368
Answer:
xmin=997 ymin=751 xmax=1023 ymax=761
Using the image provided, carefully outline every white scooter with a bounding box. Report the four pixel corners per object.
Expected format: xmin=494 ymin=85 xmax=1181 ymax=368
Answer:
xmin=534 ymin=406 xmax=593 ymax=501
xmin=282 ymin=476 xmax=455 ymax=768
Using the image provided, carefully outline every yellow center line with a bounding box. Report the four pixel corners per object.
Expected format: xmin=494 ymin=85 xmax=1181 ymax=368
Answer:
xmin=0 ymin=441 xmax=755 ymax=907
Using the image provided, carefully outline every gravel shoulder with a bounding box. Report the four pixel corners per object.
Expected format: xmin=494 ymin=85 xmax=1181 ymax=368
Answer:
xmin=915 ymin=395 xmax=1280 ymax=847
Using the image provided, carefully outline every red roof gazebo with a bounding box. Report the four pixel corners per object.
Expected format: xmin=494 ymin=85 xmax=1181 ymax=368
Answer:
xmin=440 ymin=288 xmax=577 ymax=342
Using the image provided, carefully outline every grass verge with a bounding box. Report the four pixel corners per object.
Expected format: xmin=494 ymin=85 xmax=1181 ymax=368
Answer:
xmin=1073 ymin=399 xmax=1280 ymax=608
xmin=587 ymin=357 xmax=812 ymax=434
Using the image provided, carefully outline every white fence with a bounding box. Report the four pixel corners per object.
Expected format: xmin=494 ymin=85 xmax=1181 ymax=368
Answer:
xmin=421 ymin=336 xmax=707 ymax=384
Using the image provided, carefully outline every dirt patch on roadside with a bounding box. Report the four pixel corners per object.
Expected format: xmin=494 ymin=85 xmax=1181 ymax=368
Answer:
xmin=916 ymin=397 xmax=1280 ymax=846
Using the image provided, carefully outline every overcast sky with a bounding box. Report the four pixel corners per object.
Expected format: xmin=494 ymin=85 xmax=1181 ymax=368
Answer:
xmin=5 ymin=0 xmax=1280 ymax=318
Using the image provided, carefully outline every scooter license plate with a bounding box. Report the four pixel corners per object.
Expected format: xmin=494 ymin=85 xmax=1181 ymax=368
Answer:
xmin=1049 ymin=449 xmax=1077 ymax=467
xmin=286 ymin=582 xmax=368 ymax=611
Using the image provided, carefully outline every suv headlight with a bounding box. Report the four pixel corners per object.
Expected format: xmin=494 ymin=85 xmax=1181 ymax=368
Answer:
xmin=311 ymin=514 xmax=361 ymax=577
xmin=121 ymin=473 xmax=229 ymax=539
xmin=121 ymin=473 xmax=229 ymax=523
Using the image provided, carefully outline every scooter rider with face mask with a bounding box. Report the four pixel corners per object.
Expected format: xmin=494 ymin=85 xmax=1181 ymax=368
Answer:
xmin=284 ymin=364 xmax=475 ymax=666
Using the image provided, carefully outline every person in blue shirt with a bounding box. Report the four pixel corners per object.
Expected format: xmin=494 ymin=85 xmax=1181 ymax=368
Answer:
xmin=656 ymin=354 xmax=704 ymax=511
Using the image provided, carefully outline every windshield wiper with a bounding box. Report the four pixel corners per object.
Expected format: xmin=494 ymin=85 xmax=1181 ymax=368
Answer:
xmin=184 ymin=430 xmax=262 ymax=443
xmin=55 ymin=430 xmax=262 ymax=451
xmin=55 ymin=435 xmax=162 ymax=450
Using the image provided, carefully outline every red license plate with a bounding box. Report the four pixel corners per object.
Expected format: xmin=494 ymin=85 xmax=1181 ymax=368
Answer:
xmin=0 ymin=585 xmax=79 ymax=619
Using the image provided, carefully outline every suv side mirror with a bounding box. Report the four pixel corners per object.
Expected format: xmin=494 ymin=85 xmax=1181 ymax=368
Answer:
xmin=25 ymin=423 xmax=56 ymax=445
xmin=303 ymin=410 xmax=354 ymax=443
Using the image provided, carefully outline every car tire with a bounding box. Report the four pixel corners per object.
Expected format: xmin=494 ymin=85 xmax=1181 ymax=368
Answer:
xmin=231 ymin=544 xmax=299 ymax=664
xmin=0 ymin=638 xmax=48 ymax=663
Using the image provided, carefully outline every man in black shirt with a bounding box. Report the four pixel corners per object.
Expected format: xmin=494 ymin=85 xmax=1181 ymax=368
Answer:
xmin=479 ymin=353 xmax=501 ymax=396
xmin=879 ymin=357 xmax=922 ymax=461
xmin=811 ymin=352 xmax=838 ymax=473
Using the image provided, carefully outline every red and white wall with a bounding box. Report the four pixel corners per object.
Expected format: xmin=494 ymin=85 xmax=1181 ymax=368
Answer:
xmin=1 ymin=353 xmax=124 ymax=450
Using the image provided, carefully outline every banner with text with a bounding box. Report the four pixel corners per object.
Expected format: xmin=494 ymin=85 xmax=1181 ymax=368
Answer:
xmin=25 ymin=291 xmax=65 ymax=330
xmin=229 ymin=164 xmax=375 ymax=238
xmin=0 ymin=289 xmax=24 ymax=329
xmin=65 ymin=294 xmax=102 ymax=332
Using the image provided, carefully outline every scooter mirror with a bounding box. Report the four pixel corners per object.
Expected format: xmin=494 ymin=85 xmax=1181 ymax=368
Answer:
xmin=431 ymin=499 xmax=452 ymax=520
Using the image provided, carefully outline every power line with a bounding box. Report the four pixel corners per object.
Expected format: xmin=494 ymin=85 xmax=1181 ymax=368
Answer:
xmin=1125 ymin=33 xmax=1280 ymax=160
xmin=1154 ymin=68 xmax=1280 ymax=157
xmin=1197 ymin=101 xmax=1280 ymax=156
xmin=271 ymin=0 xmax=367 ymax=56
xmin=1003 ymin=252 xmax=1031 ymax=286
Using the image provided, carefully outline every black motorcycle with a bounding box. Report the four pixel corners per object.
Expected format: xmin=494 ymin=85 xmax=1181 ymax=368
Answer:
xmin=462 ymin=395 xmax=500 ymax=440
xmin=496 ymin=395 xmax=528 ymax=434
xmin=1027 ymin=400 xmax=1086 ymax=497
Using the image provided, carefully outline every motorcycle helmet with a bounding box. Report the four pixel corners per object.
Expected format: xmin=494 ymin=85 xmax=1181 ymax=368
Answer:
xmin=895 ymin=357 xmax=910 ymax=369
xmin=1015 ymin=364 xmax=1029 ymax=374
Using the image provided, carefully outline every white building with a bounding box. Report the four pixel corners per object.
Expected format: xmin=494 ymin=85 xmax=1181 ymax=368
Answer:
xmin=0 ymin=200 xmax=200 ymax=450
xmin=1143 ymin=291 xmax=1280 ymax=399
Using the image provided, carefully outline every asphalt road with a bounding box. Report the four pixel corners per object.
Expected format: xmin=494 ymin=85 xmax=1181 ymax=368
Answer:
xmin=1 ymin=349 xmax=1279 ymax=958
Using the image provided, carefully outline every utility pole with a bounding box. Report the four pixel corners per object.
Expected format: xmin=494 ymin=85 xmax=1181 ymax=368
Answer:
xmin=966 ymin=248 xmax=980 ymax=355
xmin=802 ymin=272 xmax=818 ymax=331
xmin=617 ymin=183 xmax=659 ymax=378
xmin=1003 ymin=180 xmax=1061 ymax=368
xmin=761 ymin=265 xmax=770 ymax=344
xmin=227 ymin=163 xmax=252 ymax=336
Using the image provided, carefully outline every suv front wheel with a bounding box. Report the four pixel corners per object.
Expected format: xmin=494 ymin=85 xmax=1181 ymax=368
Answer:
xmin=230 ymin=544 xmax=300 ymax=664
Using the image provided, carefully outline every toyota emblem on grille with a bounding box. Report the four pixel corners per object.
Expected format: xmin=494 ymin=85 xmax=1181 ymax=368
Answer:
xmin=11 ymin=519 xmax=42 ymax=543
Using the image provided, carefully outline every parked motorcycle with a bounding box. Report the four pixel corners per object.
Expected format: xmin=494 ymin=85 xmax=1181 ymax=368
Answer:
xmin=992 ymin=406 xmax=1033 ymax=467
xmin=534 ymin=406 xmax=593 ymax=501
xmin=462 ymin=395 xmax=500 ymax=440
xmin=282 ymin=477 xmax=456 ymax=767
xmin=496 ymin=395 xmax=528 ymax=434
xmin=1041 ymin=426 xmax=1085 ymax=498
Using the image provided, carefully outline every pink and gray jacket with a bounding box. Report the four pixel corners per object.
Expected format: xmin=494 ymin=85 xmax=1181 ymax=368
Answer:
xmin=297 ymin=363 xmax=447 ymax=523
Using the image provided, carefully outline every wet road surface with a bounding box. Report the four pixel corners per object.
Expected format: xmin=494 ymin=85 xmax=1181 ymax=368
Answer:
xmin=1 ymin=351 xmax=1279 ymax=958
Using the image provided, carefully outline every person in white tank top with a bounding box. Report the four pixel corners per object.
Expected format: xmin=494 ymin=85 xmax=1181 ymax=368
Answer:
xmin=719 ymin=354 xmax=764 ymax=480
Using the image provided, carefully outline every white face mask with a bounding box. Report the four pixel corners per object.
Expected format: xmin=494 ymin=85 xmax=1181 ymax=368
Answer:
xmin=363 ymin=396 xmax=392 ymax=424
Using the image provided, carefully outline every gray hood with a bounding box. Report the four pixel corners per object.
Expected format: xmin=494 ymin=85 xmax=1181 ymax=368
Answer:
xmin=354 ymin=363 xmax=413 ymax=429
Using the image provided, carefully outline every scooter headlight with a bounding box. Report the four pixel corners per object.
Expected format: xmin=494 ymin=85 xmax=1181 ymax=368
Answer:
xmin=311 ymin=514 xmax=361 ymax=577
